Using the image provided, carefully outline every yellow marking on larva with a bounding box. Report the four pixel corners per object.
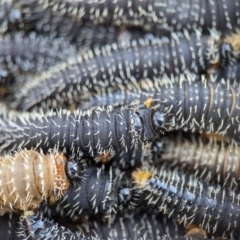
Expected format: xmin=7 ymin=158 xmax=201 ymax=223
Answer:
xmin=144 ymin=98 xmax=154 ymax=108
xmin=131 ymin=170 xmax=152 ymax=188
xmin=0 ymin=150 xmax=70 ymax=215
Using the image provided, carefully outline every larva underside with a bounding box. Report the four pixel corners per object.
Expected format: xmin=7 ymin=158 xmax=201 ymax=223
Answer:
xmin=0 ymin=149 xmax=69 ymax=215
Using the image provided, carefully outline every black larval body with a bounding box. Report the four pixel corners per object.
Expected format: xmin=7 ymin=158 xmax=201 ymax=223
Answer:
xmin=133 ymin=165 xmax=240 ymax=239
xmin=0 ymin=104 xmax=164 ymax=156
xmin=12 ymin=32 xmax=236 ymax=112
xmin=37 ymin=0 xmax=240 ymax=35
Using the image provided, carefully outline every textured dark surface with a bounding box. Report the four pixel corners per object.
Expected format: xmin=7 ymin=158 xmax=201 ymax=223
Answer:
xmin=37 ymin=0 xmax=240 ymax=34
xmin=133 ymin=165 xmax=240 ymax=239
xmin=0 ymin=103 xmax=163 ymax=156
xmin=11 ymin=32 xmax=236 ymax=112
xmin=41 ymin=165 xmax=136 ymax=218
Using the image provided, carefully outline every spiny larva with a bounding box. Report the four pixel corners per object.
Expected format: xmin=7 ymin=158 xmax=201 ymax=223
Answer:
xmin=0 ymin=149 xmax=81 ymax=215
xmin=11 ymin=30 xmax=237 ymax=112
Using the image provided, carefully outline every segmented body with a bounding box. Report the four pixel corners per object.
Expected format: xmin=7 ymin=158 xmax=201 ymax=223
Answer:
xmin=42 ymin=165 xmax=136 ymax=218
xmin=0 ymin=103 xmax=164 ymax=157
xmin=0 ymin=33 xmax=77 ymax=74
xmin=76 ymin=214 xmax=186 ymax=240
xmin=0 ymin=213 xmax=21 ymax=240
xmin=215 ymin=63 xmax=240 ymax=82
xmin=153 ymin=131 xmax=240 ymax=186
xmin=37 ymin=0 xmax=240 ymax=35
xmin=0 ymin=149 xmax=69 ymax=215
xmin=132 ymin=166 xmax=240 ymax=239
xmin=0 ymin=0 xmax=124 ymax=49
xmin=12 ymin=32 xmax=235 ymax=112
xmin=20 ymin=212 xmax=188 ymax=240
xmin=74 ymin=74 xmax=240 ymax=143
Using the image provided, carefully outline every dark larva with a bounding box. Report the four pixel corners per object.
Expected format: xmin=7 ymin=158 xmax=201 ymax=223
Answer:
xmin=75 ymin=213 xmax=186 ymax=240
xmin=152 ymin=131 xmax=240 ymax=187
xmin=214 ymin=63 xmax=240 ymax=82
xmin=19 ymin=212 xmax=188 ymax=240
xmin=132 ymin=166 xmax=240 ymax=239
xmin=76 ymin=74 xmax=240 ymax=143
xmin=0 ymin=1 xmax=128 ymax=49
xmin=19 ymin=212 xmax=83 ymax=240
xmin=0 ymin=213 xmax=21 ymax=240
xmin=0 ymin=33 xmax=77 ymax=74
xmin=0 ymin=149 xmax=73 ymax=215
xmin=0 ymin=33 xmax=77 ymax=96
xmin=37 ymin=0 xmax=240 ymax=35
xmin=0 ymin=103 xmax=165 ymax=157
xmin=41 ymin=165 xmax=138 ymax=218
xmin=12 ymin=31 xmax=236 ymax=112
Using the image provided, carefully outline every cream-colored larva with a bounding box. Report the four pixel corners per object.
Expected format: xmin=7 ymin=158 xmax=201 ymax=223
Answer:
xmin=0 ymin=149 xmax=70 ymax=215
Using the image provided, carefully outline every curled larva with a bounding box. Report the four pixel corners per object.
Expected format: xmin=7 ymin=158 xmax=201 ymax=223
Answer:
xmin=0 ymin=149 xmax=79 ymax=215
xmin=41 ymin=165 xmax=138 ymax=218
xmin=0 ymin=103 xmax=165 ymax=157
xmin=132 ymin=165 xmax=240 ymax=239
xmin=12 ymin=31 xmax=236 ymax=112
xmin=37 ymin=0 xmax=240 ymax=35
xmin=152 ymin=131 xmax=240 ymax=187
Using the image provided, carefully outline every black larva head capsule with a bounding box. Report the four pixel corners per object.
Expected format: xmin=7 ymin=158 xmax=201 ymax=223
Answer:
xmin=65 ymin=161 xmax=84 ymax=183
xmin=220 ymin=42 xmax=235 ymax=65
xmin=152 ymin=111 xmax=165 ymax=130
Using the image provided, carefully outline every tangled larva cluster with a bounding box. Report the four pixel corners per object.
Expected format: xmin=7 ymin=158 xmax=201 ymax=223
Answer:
xmin=0 ymin=103 xmax=165 ymax=157
xmin=11 ymin=30 xmax=237 ymax=112
xmin=2 ymin=1 xmax=240 ymax=239
xmin=0 ymin=149 xmax=71 ymax=215
xmin=132 ymin=166 xmax=240 ymax=239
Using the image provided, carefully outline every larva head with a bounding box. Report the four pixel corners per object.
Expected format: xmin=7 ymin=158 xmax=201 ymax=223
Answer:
xmin=118 ymin=185 xmax=140 ymax=210
xmin=65 ymin=160 xmax=85 ymax=184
